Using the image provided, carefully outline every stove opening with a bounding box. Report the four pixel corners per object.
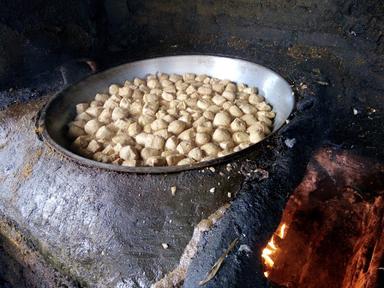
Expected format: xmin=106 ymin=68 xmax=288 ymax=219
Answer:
xmin=261 ymin=148 xmax=384 ymax=288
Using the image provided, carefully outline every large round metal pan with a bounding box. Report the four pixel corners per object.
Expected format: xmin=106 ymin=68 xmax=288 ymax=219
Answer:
xmin=37 ymin=55 xmax=294 ymax=173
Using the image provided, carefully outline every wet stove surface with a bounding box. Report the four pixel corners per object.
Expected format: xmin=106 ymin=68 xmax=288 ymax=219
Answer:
xmin=0 ymin=40 xmax=383 ymax=287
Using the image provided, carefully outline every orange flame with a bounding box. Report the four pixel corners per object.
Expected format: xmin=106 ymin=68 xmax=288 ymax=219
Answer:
xmin=278 ymin=223 xmax=287 ymax=239
xmin=261 ymin=223 xmax=288 ymax=278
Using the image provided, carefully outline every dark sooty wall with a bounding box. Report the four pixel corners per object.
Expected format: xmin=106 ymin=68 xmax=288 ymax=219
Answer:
xmin=0 ymin=0 xmax=382 ymax=91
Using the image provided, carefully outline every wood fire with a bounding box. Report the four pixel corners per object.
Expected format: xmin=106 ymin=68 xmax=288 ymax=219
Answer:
xmin=261 ymin=223 xmax=288 ymax=277
xmin=260 ymin=148 xmax=384 ymax=287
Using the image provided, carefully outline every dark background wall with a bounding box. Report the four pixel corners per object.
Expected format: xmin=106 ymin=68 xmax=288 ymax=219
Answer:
xmin=0 ymin=0 xmax=382 ymax=92
xmin=0 ymin=0 xmax=105 ymax=87
xmin=109 ymin=0 xmax=383 ymax=51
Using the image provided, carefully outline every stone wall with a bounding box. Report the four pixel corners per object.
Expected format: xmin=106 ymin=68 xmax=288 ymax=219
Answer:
xmin=111 ymin=0 xmax=383 ymax=50
xmin=0 ymin=0 xmax=106 ymax=89
xmin=0 ymin=0 xmax=382 ymax=91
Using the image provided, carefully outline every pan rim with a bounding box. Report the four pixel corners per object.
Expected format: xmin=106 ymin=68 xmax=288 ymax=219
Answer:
xmin=37 ymin=54 xmax=295 ymax=174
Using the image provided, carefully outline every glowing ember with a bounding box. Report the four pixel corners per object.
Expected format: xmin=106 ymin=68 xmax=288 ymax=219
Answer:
xmin=261 ymin=223 xmax=288 ymax=277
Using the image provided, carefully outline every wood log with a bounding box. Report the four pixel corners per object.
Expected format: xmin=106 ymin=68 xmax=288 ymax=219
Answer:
xmin=342 ymin=197 xmax=384 ymax=288
xmin=267 ymin=148 xmax=384 ymax=288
